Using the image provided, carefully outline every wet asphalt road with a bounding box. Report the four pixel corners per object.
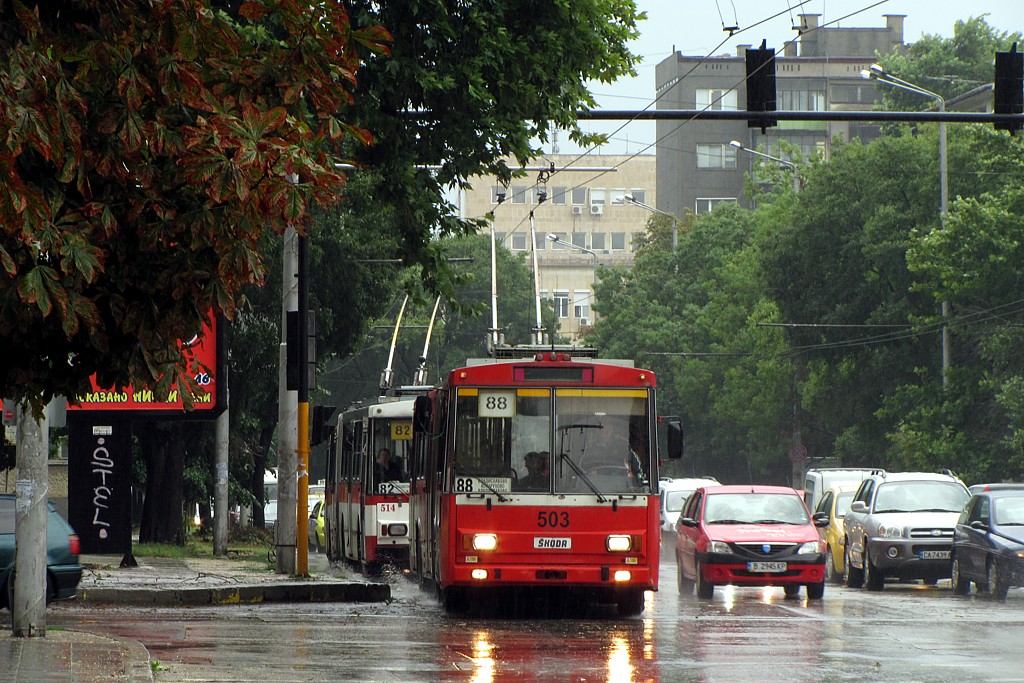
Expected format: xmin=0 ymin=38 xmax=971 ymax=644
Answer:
xmin=49 ymin=538 xmax=1024 ymax=682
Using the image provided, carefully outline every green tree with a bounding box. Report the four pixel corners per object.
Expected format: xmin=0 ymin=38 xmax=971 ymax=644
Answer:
xmin=876 ymin=17 xmax=1022 ymax=110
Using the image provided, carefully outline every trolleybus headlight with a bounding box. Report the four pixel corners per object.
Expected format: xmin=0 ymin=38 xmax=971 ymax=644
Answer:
xmin=384 ymin=523 xmax=408 ymax=537
xmin=472 ymin=533 xmax=498 ymax=551
xmin=606 ymin=535 xmax=632 ymax=552
xmin=471 ymin=569 xmax=488 ymax=580
xmin=613 ymin=570 xmax=632 ymax=582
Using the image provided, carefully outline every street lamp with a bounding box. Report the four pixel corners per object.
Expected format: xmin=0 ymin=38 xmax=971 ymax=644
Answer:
xmin=622 ymin=194 xmax=677 ymax=249
xmin=729 ymin=140 xmax=801 ymax=193
xmin=547 ymin=234 xmax=598 ymax=328
xmin=863 ymin=63 xmax=951 ymax=388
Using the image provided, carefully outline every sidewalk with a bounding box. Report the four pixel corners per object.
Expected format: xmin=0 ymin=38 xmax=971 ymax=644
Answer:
xmin=0 ymin=552 xmax=390 ymax=683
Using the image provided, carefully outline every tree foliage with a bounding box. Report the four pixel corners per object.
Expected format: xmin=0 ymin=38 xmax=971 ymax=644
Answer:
xmin=0 ymin=1 xmax=389 ymax=412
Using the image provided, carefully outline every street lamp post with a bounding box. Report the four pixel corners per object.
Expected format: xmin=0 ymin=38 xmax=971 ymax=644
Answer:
xmin=622 ymin=194 xmax=677 ymax=249
xmin=863 ymin=64 xmax=951 ymax=388
xmin=729 ymin=140 xmax=801 ymax=193
xmin=547 ymin=234 xmax=599 ymax=330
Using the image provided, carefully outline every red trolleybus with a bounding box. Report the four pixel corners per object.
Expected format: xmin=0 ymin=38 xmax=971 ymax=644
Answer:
xmin=409 ymin=349 xmax=681 ymax=615
xmin=325 ymin=395 xmax=420 ymax=572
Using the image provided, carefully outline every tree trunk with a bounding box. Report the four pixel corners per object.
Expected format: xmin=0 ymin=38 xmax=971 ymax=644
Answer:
xmin=138 ymin=423 xmax=187 ymax=545
xmin=251 ymin=424 xmax=274 ymax=528
xmin=11 ymin=402 xmax=48 ymax=637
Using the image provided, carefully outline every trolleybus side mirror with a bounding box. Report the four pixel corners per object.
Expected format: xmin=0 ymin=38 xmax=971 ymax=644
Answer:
xmin=413 ymin=395 xmax=432 ymax=433
xmin=662 ymin=416 xmax=684 ymax=460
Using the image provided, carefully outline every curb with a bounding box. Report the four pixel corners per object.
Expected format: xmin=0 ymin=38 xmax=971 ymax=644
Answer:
xmin=76 ymin=581 xmax=390 ymax=606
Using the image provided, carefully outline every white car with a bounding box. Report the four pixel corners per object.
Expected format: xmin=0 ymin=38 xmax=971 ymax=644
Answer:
xmin=660 ymin=477 xmax=720 ymax=532
xmin=264 ymin=499 xmax=278 ymax=530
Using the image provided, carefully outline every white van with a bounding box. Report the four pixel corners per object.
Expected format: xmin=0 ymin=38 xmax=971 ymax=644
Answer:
xmin=803 ymin=467 xmax=880 ymax=512
xmin=660 ymin=477 xmax=720 ymax=532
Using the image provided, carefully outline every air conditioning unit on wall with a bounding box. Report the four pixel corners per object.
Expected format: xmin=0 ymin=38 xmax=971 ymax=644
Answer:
xmin=578 ymin=316 xmax=591 ymax=326
xmin=590 ymin=204 xmax=603 ymax=215
xmin=571 ymin=205 xmax=583 ymax=216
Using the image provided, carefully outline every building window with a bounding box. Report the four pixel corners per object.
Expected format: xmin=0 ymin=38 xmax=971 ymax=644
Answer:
xmin=551 ymin=186 xmax=568 ymax=205
xmin=778 ymin=89 xmax=825 ymax=111
xmin=695 ymin=198 xmax=737 ymax=215
xmin=832 ymin=83 xmax=878 ymax=104
xmin=491 ymin=186 xmax=507 ymax=204
xmin=534 ymin=232 xmax=547 ymax=250
xmin=571 ymin=187 xmax=587 ymax=205
xmin=611 ymin=232 xmax=627 ymax=250
xmin=573 ymin=291 xmax=591 ymax=320
xmin=696 ymin=88 xmax=738 ymax=111
xmin=510 ymin=232 xmax=527 ymax=251
xmin=590 ymin=188 xmax=607 ymax=205
xmin=572 ymin=232 xmax=587 ymax=249
xmin=629 ymin=189 xmax=647 ymax=204
xmin=592 ymin=233 xmax=607 ymax=251
xmin=549 ymin=232 xmax=567 ymax=249
xmin=610 ymin=189 xmax=627 ymax=205
xmin=494 ymin=232 xmax=506 ymax=246
xmin=553 ymin=291 xmax=570 ymax=318
xmin=510 ymin=186 xmax=529 ymax=204
xmin=696 ymin=143 xmax=737 ymax=169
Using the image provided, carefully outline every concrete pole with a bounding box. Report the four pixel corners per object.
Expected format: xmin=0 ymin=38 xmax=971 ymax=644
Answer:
xmin=213 ymin=372 xmax=229 ymax=556
xmin=11 ymin=402 xmax=48 ymax=636
xmin=938 ymin=112 xmax=951 ymax=389
xmin=276 ymin=227 xmax=298 ymax=575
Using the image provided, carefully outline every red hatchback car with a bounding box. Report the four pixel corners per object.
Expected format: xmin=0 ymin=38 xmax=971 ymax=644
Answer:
xmin=675 ymin=485 xmax=829 ymax=599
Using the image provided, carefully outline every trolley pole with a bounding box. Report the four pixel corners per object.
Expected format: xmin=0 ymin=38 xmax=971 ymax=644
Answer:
xmin=296 ymin=232 xmax=310 ymax=576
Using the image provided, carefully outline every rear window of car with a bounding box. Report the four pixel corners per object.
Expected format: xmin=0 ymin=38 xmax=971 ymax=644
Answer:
xmin=836 ymin=492 xmax=854 ymax=517
xmin=0 ymin=497 xmax=14 ymax=534
xmin=665 ymin=490 xmax=694 ymax=512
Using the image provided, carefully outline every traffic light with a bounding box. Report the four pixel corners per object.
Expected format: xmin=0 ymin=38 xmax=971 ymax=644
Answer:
xmin=994 ymin=43 xmax=1023 ymax=133
xmin=746 ymin=39 xmax=777 ymax=132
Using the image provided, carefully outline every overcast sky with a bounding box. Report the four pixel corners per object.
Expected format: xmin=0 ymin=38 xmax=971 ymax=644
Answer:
xmin=558 ymin=0 xmax=1024 ymax=156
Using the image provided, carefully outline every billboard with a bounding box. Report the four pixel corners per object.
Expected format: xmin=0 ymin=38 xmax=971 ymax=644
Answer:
xmin=67 ymin=312 xmax=226 ymax=420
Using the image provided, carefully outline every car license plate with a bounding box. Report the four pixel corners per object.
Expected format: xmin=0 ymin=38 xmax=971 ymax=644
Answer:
xmin=534 ymin=537 xmax=571 ymax=550
xmin=919 ymin=550 xmax=950 ymax=560
xmin=748 ymin=561 xmax=787 ymax=573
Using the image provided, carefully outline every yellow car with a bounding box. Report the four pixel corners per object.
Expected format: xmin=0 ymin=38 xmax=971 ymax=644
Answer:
xmin=308 ymin=500 xmax=326 ymax=553
xmin=814 ymin=485 xmax=858 ymax=583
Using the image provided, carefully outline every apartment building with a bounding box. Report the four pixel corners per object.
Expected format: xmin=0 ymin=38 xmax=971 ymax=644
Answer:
xmin=461 ymin=154 xmax=656 ymax=340
xmin=655 ymin=14 xmax=908 ymax=217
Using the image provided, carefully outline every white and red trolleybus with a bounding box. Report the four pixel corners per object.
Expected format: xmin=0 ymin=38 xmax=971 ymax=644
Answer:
xmin=409 ymin=348 xmax=682 ymax=615
xmin=325 ymin=393 xmax=423 ymax=572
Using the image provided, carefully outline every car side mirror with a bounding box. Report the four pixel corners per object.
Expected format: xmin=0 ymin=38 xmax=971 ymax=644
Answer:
xmin=969 ymin=519 xmax=990 ymax=532
xmin=678 ymin=517 xmax=698 ymax=528
xmin=812 ymin=511 xmax=830 ymax=527
xmin=850 ymin=500 xmax=868 ymax=514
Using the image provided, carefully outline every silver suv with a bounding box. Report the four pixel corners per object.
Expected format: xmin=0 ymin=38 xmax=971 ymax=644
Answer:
xmin=843 ymin=471 xmax=970 ymax=591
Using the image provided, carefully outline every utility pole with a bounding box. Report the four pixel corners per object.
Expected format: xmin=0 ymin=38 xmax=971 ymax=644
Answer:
xmin=276 ymin=227 xmax=298 ymax=575
xmin=213 ymin=371 xmax=229 ymax=556
xmin=11 ymin=402 xmax=48 ymax=636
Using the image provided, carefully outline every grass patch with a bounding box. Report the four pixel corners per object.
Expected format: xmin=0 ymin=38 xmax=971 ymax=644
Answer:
xmin=133 ymin=527 xmax=273 ymax=562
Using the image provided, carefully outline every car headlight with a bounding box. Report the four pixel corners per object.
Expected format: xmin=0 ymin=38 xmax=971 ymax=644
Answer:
xmin=472 ymin=533 xmax=497 ymax=551
xmin=606 ymin=535 xmax=632 ymax=552
xmin=877 ymin=524 xmax=903 ymax=539
xmin=797 ymin=541 xmax=823 ymax=554
xmin=708 ymin=541 xmax=731 ymax=554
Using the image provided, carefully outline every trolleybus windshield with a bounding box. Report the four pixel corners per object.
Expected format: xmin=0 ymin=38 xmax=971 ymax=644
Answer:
xmin=451 ymin=387 xmax=653 ymax=496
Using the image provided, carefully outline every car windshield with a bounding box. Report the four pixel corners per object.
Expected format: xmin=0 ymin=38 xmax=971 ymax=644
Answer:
xmin=994 ymin=496 xmax=1024 ymax=526
xmin=835 ymin=492 xmax=854 ymax=517
xmin=665 ymin=489 xmax=695 ymax=513
xmin=704 ymin=493 xmax=810 ymax=525
xmin=874 ymin=481 xmax=968 ymax=513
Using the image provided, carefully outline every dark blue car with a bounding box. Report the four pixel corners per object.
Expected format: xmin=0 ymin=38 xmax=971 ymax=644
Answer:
xmin=952 ymin=484 xmax=1024 ymax=600
xmin=0 ymin=494 xmax=83 ymax=608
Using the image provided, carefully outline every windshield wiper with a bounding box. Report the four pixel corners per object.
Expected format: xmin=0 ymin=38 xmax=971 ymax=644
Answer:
xmin=453 ymin=464 xmax=509 ymax=502
xmin=751 ymin=518 xmax=800 ymax=525
xmin=558 ymin=452 xmax=608 ymax=503
xmin=558 ymin=423 xmax=604 ymax=431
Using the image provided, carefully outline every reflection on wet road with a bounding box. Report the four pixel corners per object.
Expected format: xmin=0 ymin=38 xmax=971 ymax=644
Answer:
xmin=50 ymin=548 xmax=1024 ymax=682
